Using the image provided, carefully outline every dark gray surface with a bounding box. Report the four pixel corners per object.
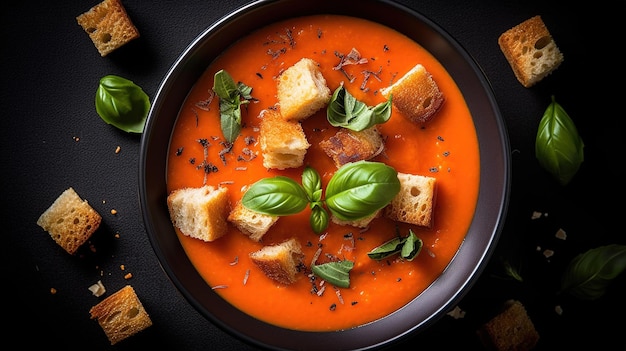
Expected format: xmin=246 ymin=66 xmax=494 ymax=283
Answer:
xmin=2 ymin=0 xmax=623 ymax=350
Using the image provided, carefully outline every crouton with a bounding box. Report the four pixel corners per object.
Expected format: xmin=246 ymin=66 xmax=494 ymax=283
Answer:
xmin=259 ymin=108 xmax=310 ymax=170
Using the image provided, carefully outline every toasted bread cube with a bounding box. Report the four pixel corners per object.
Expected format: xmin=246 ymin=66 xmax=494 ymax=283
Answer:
xmin=76 ymin=0 xmax=140 ymax=57
xmin=319 ymin=126 xmax=385 ymax=168
xmin=477 ymin=299 xmax=540 ymax=351
xmin=384 ymin=172 xmax=436 ymax=227
xmin=380 ymin=64 xmax=444 ymax=124
xmin=259 ymin=109 xmax=310 ymax=170
xmin=277 ymin=58 xmax=331 ymax=121
xmin=228 ymin=200 xmax=278 ymax=242
xmin=90 ymin=285 xmax=152 ymax=345
xmin=331 ymin=209 xmax=381 ymax=228
xmin=249 ymin=238 xmax=304 ymax=285
xmin=166 ymin=185 xmax=230 ymax=242
xmin=36 ymin=187 xmax=102 ymax=255
xmin=498 ymin=15 xmax=564 ymax=87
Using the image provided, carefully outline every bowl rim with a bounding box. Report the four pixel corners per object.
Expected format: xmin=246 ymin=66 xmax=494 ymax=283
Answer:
xmin=139 ymin=0 xmax=511 ymax=349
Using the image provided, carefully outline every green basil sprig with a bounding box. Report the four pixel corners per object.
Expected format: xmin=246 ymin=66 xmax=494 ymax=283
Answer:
xmin=95 ymin=75 xmax=150 ymax=133
xmin=212 ymin=69 xmax=254 ymax=143
xmin=367 ymin=229 xmax=423 ymax=261
xmin=560 ymin=244 xmax=626 ymax=300
xmin=311 ymin=260 xmax=354 ymax=288
xmin=241 ymin=160 xmax=400 ymax=233
xmin=327 ymin=83 xmax=392 ymax=131
xmin=535 ymin=96 xmax=584 ymax=185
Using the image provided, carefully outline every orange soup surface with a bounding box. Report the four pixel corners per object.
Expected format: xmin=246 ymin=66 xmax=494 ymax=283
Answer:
xmin=167 ymin=14 xmax=479 ymax=331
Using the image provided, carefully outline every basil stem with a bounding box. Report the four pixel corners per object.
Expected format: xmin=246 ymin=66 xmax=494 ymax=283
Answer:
xmin=95 ymin=75 xmax=150 ymax=133
xmin=212 ymin=69 xmax=254 ymax=143
xmin=325 ymin=160 xmax=400 ymax=221
xmin=241 ymin=176 xmax=308 ymax=216
xmin=560 ymin=244 xmax=626 ymax=300
xmin=327 ymin=83 xmax=392 ymax=131
xmin=311 ymin=260 xmax=354 ymax=288
xmin=535 ymin=96 xmax=584 ymax=185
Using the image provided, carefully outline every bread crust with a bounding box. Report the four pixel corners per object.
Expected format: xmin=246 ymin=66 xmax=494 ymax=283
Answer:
xmin=166 ymin=185 xmax=230 ymax=242
xmin=36 ymin=187 xmax=102 ymax=255
xmin=498 ymin=15 xmax=564 ymax=87
xmin=319 ymin=126 xmax=385 ymax=168
xmin=477 ymin=299 xmax=540 ymax=351
xmin=89 ymin=285 xmax=152 ymax=345
xmin=384 ymin=172 xmax=436 ymax=228
xmin=76 ymin=0 xmax=140 ymax=57
xmin=380 ymin=64 xmax=444 ymax=124
xmin=259 ymin=108 xmax=310 ymax=170
xmin=249 ymin=238 xmax=304 ymax=285
xmin=227 ymin=199 xmax=278 ymax=241
xmin=277 ymin=58 xmax=331 ymax=121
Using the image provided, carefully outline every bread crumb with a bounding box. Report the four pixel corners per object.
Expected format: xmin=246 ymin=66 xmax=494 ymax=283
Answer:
xmin=110 ymin=209 xmax=117 ymax=215
xmin=115 ymin=145 xmax=121 ymax=154
xmin=543 ymin=249 xmax=554 ymax=258
xmin=531 ymin=211 xmax=542 ymax=219
xmin=50 ymin=287 xmax=57 ymax=294
xmin=554 ymin=305 xmax=563 ymax=316
xmin=124 ymin=272 xmax=133 ymax=279
xmin=446 ymin=305 xmax=466 ymax=319
xmin=120 ymin=264 xmax=125 ymax=270
xmin=89 ymin=280 xmax=106 ymax=297
xmin=555 ymin=228 xmax=567 ymax=240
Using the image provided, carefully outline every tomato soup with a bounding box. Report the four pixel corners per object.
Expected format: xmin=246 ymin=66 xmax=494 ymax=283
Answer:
xmin=167 ymin=14 xmax=479 ymax=331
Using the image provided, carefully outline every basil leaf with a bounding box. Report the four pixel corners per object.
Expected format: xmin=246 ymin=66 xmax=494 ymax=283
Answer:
xmin=310 ymin=205 xmax=329 ymax=234
xmin=302 ymin=166 xmax=322 ymax=202
xmin=311 ymin=260 xmax=354 ymax=288
xmin=401 ymin=229 xmax=422 ymax=261
xmin=560 ymin=244 xmax=626 ymax=300
xmin=535 ymin=97 xmax=584 ymax=185
xmin=327 ymin=84 xmax=392 ymax=131
xmin=95 ymin=75 xmax=150 ymax=133
xmin=367 ymin=236 xmax=405 ymax=260
xmin=241 ymin=176 xmax=308 ymax=216
xmin=325 ymin=160 xmax=400 ymax=221
xmin=212 ymin=70 xmax=253 ymax=143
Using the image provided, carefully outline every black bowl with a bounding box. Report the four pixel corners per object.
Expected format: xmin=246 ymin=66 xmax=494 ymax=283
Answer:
xmin=139 ymin=0 xmax=510 ymax=349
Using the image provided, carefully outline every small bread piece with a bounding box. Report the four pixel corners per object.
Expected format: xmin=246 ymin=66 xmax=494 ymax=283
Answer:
xmin=76 ymin=0 xmax=140 ymax=57
xmin=380 ymin=64 xmax=444 ymax=124
xmin=319 ymin=126 xmax=385 ymax=168
xmin=36 ymin=187 xmax=102 ymax=255
xmin=331 ymin=209 xmax=381 ymax=228
xmin=277 ymin=58 xmax=331 ymax=121
xmin=89 ymin=285 xmax=152 ymax=345
xmin=167 ymin=185 xmax=230 ymax=242
xmin=384 ymin=172 xmax=436 ymax=228
xmin=477 ymin=299 xmax=540 ymax=351
xmin=249 ymin=238 xmax=304 ymax=285
xmin=259 ymin=109 xmax=310 ymax=170
xmin=498 ymin=15 xmax=564 ymax=87
xmin=228 ymin=200 xmax=278 ymax=242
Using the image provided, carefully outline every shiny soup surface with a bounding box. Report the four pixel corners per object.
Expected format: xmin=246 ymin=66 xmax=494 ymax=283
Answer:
xmin=166 ymin=14 xmax=479 ymax=331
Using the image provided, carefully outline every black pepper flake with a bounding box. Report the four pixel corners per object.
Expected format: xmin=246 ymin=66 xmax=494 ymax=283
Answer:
xmin=317 ymin=28 xmax=322 ymax=38
xmin=256 ymin=72 xmax=263 ymax=79
xmin=202 ymin=162 xmax=219 ymax=174
xmin=244 ymin=136 xmax=256 ymax=145
xmin=175 ymin=147 xmax=184 ymax=156
xmin=329 ymin=303 xmax=337 ymax=311
xmin=351 ymin=301 xmax=358 ymax=306
xmin=396 ymin=277 xmax=402 ymax=282
xmin=429 ymin=167 xmax=439 ymax=173
xmin=443 ymin=151 xmax=450 ymax=157
xmin=437 ymin=135 xmax=445 ymax=141
xmin=383 ymin=44 xmax=389 ymax=52
xmin=189 ymin=157 xmax=196 ymax=165
xmin=197 ymin=138 xmax=210 ymax=147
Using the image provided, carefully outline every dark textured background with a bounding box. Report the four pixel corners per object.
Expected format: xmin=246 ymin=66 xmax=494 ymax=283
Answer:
xmin=2 ymin=0 xmax=624 ymax=349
